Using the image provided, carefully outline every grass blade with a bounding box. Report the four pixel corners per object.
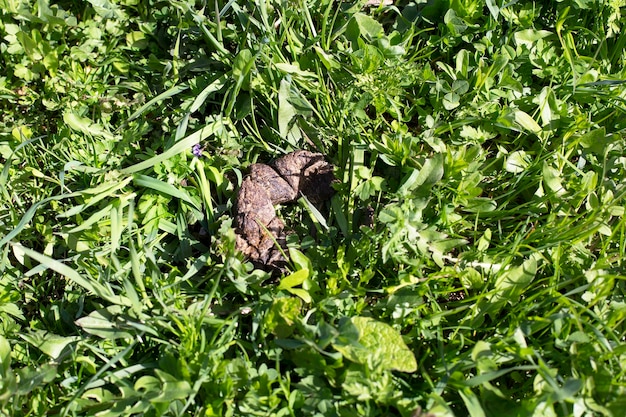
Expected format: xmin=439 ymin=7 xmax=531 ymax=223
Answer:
xmin=126 ymin=84 xmax=189 ymax=122
xmin=14 ymin=243 xmax=131 ymax=306
xmin=120 ymin=118 xmax=228 ymax=174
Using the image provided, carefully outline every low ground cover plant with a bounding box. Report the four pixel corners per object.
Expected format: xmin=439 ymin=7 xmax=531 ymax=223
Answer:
xmin=1 ymin=0 xmax=625 ymax=416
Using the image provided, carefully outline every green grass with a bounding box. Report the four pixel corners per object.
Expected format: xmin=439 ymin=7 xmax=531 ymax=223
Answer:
xmin=1 ymin=0 xmax=626 ymax=416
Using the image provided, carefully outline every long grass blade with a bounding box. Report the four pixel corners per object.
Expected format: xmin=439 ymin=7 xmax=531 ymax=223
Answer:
xmin=120 ymin=118 xmax=228 ymax=174
xmin=14 ymin=243 xmax=131 ymax=306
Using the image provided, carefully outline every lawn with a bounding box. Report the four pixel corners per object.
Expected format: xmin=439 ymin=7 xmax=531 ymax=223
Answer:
xmin=1 ymin=0 xmax=625 ymax=416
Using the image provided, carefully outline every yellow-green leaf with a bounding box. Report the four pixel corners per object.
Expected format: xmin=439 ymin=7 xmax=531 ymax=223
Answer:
xmin=278 ymin=269 xmax=309 ymax=290
xmin=514 ymin=110 xmax=542 ymax=134
xmin=333 ymin=316 xmax=417 ymax=373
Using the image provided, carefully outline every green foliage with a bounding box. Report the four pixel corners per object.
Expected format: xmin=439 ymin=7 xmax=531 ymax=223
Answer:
xmin=1 ymin=0 xmax=626 ymax=416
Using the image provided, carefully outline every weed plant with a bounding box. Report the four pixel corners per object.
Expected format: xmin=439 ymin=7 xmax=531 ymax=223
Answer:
xmin=1 ymin=0 xmax=625 ymax=416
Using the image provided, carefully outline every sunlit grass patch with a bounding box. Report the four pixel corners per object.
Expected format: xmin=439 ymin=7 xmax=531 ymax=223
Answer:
xmin=1 ymin=0 xmax=625 ymax=416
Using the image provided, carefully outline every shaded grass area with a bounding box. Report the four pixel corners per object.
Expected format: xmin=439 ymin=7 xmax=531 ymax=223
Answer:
xmin=1 ymin=0 xmax=625 ymax=416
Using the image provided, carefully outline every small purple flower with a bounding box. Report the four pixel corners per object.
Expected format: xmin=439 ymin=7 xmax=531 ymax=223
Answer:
xmin=192 ymin=144 xmax=203 ymax=157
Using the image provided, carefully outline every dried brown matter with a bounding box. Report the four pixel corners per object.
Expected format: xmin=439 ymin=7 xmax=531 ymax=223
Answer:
xmin=235 ymin=150 xmax=336 ymax=269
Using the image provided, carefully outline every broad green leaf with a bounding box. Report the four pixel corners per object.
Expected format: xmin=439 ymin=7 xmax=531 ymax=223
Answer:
xmin=586 ymin=191 xmax=600 ymax=210
xmin=16 ymin=364 xmax=57 ymax=396
xmin=278 ymin=269 xmax=309 ymax=290
xmin=537 ymin=87 xmax=558 ymax=126
xmin=16 ymin=30 xmax=42 ymax=61
xmin=232 ymin=49 xmax=254 ymax=76
xmin=505 ymin=150 xmax=530 ymax=173
xmin=63 ymin=111 xmax=115 ymax=140
xmin=514 ymin=29 xmax=553 ymax=48
xmin=452 ymin=79 xmax=469 ymax=94
xmin=81 ymin=387 xmax=117 ymax=403
xmin=206 ymin=165 xmax=224 ymax=188
xmin=0 ymin=336 xmax=11 ymax=376
xmin=278 ymin=78 xmax=297 ymax=139
xmin=353 ymin=176 xmax=384 ymax=201
xmin=514 ymin=110 xmax=542 ymax=134
xmin=444 ymin=9 xmax=467 ymax=36
xmin=264 ymin=297 xmax=302 ymax=338
xmin=333 ymin=316 xmax=417 ymax=373
xmin=545 ymin=378 xmax=583 ymax=402
xmin=398 ymin=153 xmax=444 ymax=194
xmin=154 ymin=380 xmax=193 ymax=403
xmin=579 ymin=127 xmax=610 ymax=155
xmin=0 ymin=302 xmax=24 ymax=321
xmin=471 ymin=340 xmax=492 ymax=362
xmin=20 ymin=330 xmax=79 ymax=359
xmin=11 ymin=125 xmax=32 ymax=141
xmin=285 ymin=88 xmax=314 ymax=115
xmin=86 ymin=0 xmax=123 ymax=18
xmin=542 ymin=162 xmax=566 ymax=195
xmin=314 ymin=46 xmax=341 ymax=70
xmin=492 ymin=253 xmax=541 ymax=302
xmin=464 ymin=197 xmax=497 ymax=213
xmin=279 ymin=257 xmax=314 ymax=303
xmin=232 ymin=49 xmax=255 ymax=93
xmin=486 ymin=0 xmax=499 ymax=19
xmin=288 ymin=248 xmax=313 ymax=272
xmin=126 ymin=31 xmax=148 ymax=49
xmin=430 ymin=238 xmax=469 ymax=257
xmin=455 ymin=49 xmax=470 ymax=77
xmin=135 ymin=375 xmax=160 ymax=394
xmin=477 ymin=228 xmax=492 ymax=252
xmin=443 ymin=92 xmax=460 ymax=110
xmin=274 ymin=63 xmax=317 ymax=80
xmin=568 ymin=331 xmax=591 ymax=344
xmin=352 ymin=13 xmax=384 ymax=40
xmin=75 ymin=306 xmax=135 ymax=339
xmin=285 ymin=288 xmax=312 ymax=304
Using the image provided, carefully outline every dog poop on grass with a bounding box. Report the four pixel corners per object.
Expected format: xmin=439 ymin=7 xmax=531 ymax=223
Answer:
xmin=234 ymin=150 xmax=336 ymax=270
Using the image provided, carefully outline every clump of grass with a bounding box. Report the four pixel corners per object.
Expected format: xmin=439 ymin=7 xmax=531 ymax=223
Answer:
xmin=1 ymin=0 xmax=625 ymax=416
